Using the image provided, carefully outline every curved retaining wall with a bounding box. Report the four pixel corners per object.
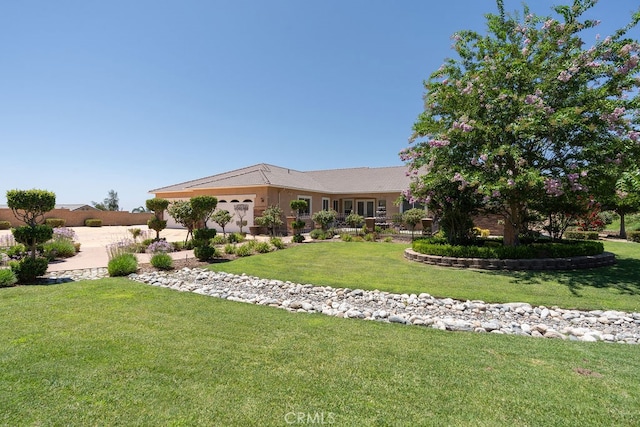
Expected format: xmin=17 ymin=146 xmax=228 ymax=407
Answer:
xmin=404 ymin=249 xmax=616 ymax=271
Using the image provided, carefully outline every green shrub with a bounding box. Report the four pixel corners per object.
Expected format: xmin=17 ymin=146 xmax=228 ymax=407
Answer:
xmin=383 ymin=236 xmax=393 ymax=243
xmin=254 ymin=241 xmax=272 ymax=253
xmin=224 ymin=243 xmax=235 ymax=255
xmin=565 ymin=230 xmax=599 ymax=240
xmin=340 ymin=233 xmax=353 ymax=242
xmin=12 ymin=225 xmax=53 ymax=247
xmin=85 ymin=218 xmax=103 ymax=227
xmin=0 ymin=269 xmax=18 ymax=287
xmin=150 ymin=253 xmax=174 ymax=270
xmin=211 ymin=235 xmax=227 ymax=245
xmin=235 ymin=244 xmax=253 ymax=257
xmin=108 ymin=253 xmax=138 ymax=276
xmin=227 ymin=232 xmax=244 ymax=244
xmin=292 ymin=234 xmax=305 ymax=243
xmin=43 ymin=239 xmax=77 ymax=259
xmin=6 ymin=244 xmax=26 ymax=258
xmin=364 ymin=233 xmax=377 ymax=242
xmin=45 ymin=218 xmax=66 ymax=228
xmin=627 ymin=231 xmax=640 ymax=243
xmin=0 ymin=221 xmax=11 ymax=230
xmin=194 ymin=245 xmax=216 ymax=261
xmin=270 ymin=237 xmax=286 ymax=249
xmin=10 ymin=257 xmax=49 ymax=284
xmin=309 ymin=229 xmax=332 ymax=240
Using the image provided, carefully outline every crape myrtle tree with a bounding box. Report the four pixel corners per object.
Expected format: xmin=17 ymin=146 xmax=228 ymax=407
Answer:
xmin=401 ymin=0 xmax=640 ymax=246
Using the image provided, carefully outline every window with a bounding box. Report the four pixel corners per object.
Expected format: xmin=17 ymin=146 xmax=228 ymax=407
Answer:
xmin=343 ymin=200 xmax=353 ymax=216
xmin=322 ymin=198 xmax=330 ymax=211
xmin=356 ymin=199 xmax=375 ymax=217
xmin=401 ymin=199 xmax=425 ymax=213
xmin=298 ymin=196 xmax=311 ymax=217
xmin=333 ymin=200 xmax=339 ymax=212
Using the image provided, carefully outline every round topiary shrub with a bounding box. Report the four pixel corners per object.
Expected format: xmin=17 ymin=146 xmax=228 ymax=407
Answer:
xmin=108 ymin=253 xmax=138 ymax=276
xmin=10 ymin=257 xmax=49 ymax=284
xmin=194 ymin=245 xmax=216 ymax=261
xmin=150 ymin=253 xmax=174 ymax=270
xmin=0 ymin=220 xmax=11 ymax=230
xmin=85 ymin=219 xmax=103 ymax=227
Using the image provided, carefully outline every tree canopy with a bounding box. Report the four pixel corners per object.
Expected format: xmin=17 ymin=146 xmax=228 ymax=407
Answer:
xmin=402 ymin=0 xmax=640 ymax=245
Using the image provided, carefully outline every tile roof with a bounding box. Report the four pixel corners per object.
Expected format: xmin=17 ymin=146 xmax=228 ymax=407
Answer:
xmin=150 ymin=163 xmax=411 ymax=194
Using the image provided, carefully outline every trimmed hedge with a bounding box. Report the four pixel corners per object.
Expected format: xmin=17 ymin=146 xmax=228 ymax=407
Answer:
xmin=85 ymin=219 xmax=103 ymax=227
xmin=627 ymin=231 xmax=640 ymax=243
xmin=564 ymin=230 xmax=599 ymax=240
xmin=412 ymin=239 xmax=604 ymax=259
xmin=0 ymin=221 xmax=11 ymax=230
xmin=45 ymin=218 xmax=66 ymax=228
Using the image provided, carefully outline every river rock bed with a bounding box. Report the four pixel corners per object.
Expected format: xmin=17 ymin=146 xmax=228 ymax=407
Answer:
xmin=122 ymin=267 xmax=640 ymax=344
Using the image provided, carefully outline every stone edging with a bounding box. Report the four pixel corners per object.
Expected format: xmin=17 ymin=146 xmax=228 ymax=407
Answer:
xmin=404 ymin=249 xmax=616 ymax=271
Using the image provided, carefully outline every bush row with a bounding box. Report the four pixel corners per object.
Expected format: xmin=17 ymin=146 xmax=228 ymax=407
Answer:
xmin=564 ymin=230 xmax=599 ymax=240
xmin=412 ymin=239 xmax=604 ymax=259
xmin=628 ymin=231 xmax=640 ymax=243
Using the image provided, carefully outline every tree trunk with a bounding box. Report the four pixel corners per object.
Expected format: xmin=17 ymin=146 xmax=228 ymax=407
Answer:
xmin=503 ymin=202 xmax=523 ymax=246
xmin=619 ymin=213 xmax=627 ymax=239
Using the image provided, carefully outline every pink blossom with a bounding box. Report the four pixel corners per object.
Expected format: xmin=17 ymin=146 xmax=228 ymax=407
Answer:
xmin=480 ymin=154 xmax=488 ymax=162
xmin=428 ymin=139 xmax=450 ymax=148
xmin=507 ymin=179 xmax=515 ymax=187
xmin=545 ymin=178 xmax=564 ymax=196
xmin=628 ymin=131 xmax=639 ymax=142
xmin=557 ymin=70 xmax=572 ymax=82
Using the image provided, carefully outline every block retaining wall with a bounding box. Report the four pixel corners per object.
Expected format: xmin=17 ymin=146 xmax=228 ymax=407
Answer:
xmin=404 ymin=248 xmax=616 ymax=271
xmin=0 ymin=209 xmax=153 ymax=227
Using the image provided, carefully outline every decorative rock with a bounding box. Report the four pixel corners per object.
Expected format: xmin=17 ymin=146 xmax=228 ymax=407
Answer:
xmin=43 ymin=267 xmax=640 ymax=345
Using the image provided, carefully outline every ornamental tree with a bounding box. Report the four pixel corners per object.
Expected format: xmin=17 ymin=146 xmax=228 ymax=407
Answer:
xmin=402 ymin=0 xmax=640 ymax=246
xmin=146 ymin=197 xmax=169 ymax=240
xmin=190 ymin=196 xmax=218 ymax=229
xmin=7 ymin=189 xmax=55 ymax=282
xmin=211 ymin=209 xmax=233 ymax=238
xmin=167 ymin=200 xmax=198 ymax=244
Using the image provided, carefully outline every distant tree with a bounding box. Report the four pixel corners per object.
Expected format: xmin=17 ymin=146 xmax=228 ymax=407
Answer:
xmin=402 ymin=208 xmax=426 ymax=241
xmin=93 ymin=190 xmax=120 ymax=211
xmin=211 ymin=210 xmax=233 ymax=237
xmin=131 ymin=206 xmax=149 ymax=213
xmin=146 ymin=197 xmax=169 ymax=240
xmin=255 ymin=205 xmax=284 ymax=236
xmin=290 ymin=200 xmax=308 ymax=243
xmin=345 ymin=212 xmax=364 ymax=235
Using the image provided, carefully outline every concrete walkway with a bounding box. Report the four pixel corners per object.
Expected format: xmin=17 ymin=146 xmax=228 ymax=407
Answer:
xmin=0 ymin=225 xmax=265 ymax=272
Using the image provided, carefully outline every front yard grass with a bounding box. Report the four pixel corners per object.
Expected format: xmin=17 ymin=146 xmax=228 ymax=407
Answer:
xmin=1 ymin=280 xmax=639 ymax=426
xmin=208 ymin=240 xmax=640 ymax=312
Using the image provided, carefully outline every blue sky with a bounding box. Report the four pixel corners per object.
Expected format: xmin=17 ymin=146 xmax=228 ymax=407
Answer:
xmin=1 ymin=0 xmax=637 ymax=211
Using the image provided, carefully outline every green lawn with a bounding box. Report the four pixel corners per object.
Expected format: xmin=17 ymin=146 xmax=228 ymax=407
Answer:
xmin=1 ymin=280 xmax=639 ymax=426
xmin=209 ymin=240 xmax=640 ymax=312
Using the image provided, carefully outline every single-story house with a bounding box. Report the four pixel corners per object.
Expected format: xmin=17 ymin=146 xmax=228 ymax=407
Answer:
xmin=149 ymin=163 xmax=423 ymax=232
